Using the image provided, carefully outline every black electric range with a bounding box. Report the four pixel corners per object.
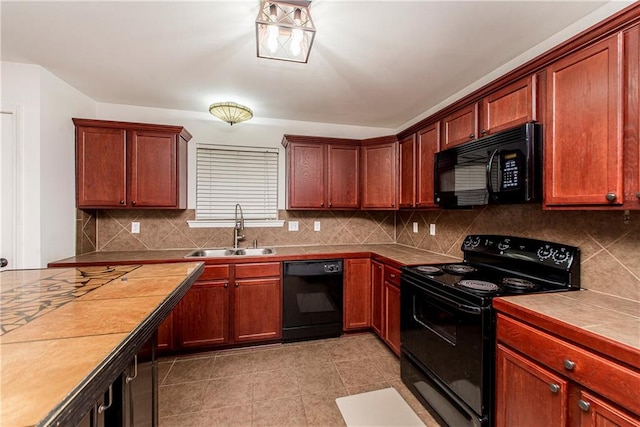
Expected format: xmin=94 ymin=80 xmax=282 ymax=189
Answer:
xmin=400 ymin=235 xmax=580 ymax=427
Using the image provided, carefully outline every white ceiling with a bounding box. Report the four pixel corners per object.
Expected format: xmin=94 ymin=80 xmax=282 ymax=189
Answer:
xmin=1 ymin=1 xmax=619 ymax=129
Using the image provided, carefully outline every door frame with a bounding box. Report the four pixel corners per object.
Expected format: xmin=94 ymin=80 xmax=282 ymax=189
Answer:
xmin=1 ymin=106 xmax=23 ymax=270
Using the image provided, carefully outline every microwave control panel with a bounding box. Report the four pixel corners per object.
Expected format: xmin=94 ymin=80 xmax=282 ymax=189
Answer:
xmin=500 ymin=150 xmax=523 ymax=191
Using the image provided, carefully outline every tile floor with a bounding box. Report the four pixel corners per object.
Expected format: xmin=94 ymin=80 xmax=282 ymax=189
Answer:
xmin=158 ymin=332 xmax=442 ymax=426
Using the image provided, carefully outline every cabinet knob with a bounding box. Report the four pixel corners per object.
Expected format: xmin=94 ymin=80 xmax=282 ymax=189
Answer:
xmin=235 ymin=283 xmax=239 ymax=288
xmin=391 ymin=203 xmax=395 ymax=207
xmin=563 ymin=359 xmax=576 ymax=371
xmin=131 ymin=200 xmax=137 ymax=206
xmin=605 ymin=192 xmax=616 ymax=202
xmin=390 ymin=273 xmax=396 ymax=278
xmin=548 ymin=383 xmax=560 ymax=394
xmin=119 ymin=200 xmax=125 ymax=205
xmin=126 ymin=355 xmax=138 ymax=383
xmin=469 ymin=133 xmax=475 ymax=139
xmin=223 ymin=283 xmax=228 ymax=288
xmin=329 ymin=202 xmax=333 ymax=207
xmin=577 ymin=399 xmax=591 ymax=412
xmin=320 ymin=202 xmax=324 ymax=207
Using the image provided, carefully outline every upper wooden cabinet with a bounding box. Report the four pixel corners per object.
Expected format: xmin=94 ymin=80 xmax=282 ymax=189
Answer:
xmin=283 ymin=135 xmax=359 ymax=209
xmin=442 ymin=76 xmax=537 ymax=150
xmin=482 ymin=75 xmax=537 ymax=135
xmin=442 ymin=102 xmax=479 ymax=149
xmin=543 ymin=32 xmax=626 ymax=207
xmin=399 ymin=122 xmax=440 ymax=208
xmin=361 ymin=137 xmax=398 ymax=210
xmin=74 ymin=118 xmax=191 ymax=209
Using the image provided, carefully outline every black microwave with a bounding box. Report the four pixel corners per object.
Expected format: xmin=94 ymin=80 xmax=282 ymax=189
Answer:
xmin=434 ymin=122 xmax=542 ymax=208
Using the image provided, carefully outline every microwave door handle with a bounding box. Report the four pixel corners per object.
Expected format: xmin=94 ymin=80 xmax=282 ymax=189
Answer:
xmin=486 ymin=149 xmax=499 ymax=201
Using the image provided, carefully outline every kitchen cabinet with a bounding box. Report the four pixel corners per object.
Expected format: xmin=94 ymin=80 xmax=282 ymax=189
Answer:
xmin=282 ymin=135 xmax=359 ymax=209
xmin=73 ymin=118 xmax=191 ymax=209
xmin=361 ymin=137 xmax=398 ymax=209
xmin=496 ymin=313 xmax=640 ymax=427
xmin=399 ymin=122 xmax=440 ymax=208
xmin=233 ymin=262 xmax=282 ymax=343
xmin=383 ymin=266 xmax=401 ymax=356
xmin=156 ymin=312 xmax=174 ymax=353
xmin=482 ymin=75 xmax=536 ymax=135
xmin=370 ymin=261 xmax=384 ymax=336
xmin=442 ymin=102 xmax=479 ymax=149
xmin=543 ymin=32 xmax=628 ymax=208
xmin=178 ymin=265 xmax=230 ymax=348
xmin=343 ymin=258 xmax=371 ymax=331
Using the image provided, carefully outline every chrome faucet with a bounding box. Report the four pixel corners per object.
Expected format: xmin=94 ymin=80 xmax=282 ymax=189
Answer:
xmin=233 ymin=203 xmax=245 ymax=248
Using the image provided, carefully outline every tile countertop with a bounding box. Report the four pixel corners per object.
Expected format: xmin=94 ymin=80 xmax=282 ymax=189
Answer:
xmin=48 ymin=244 xmax=462 ymax=268
xmin=0 ymin=262 xmax=204 ymax=427
xmin=494 ymin=290 xmax=640 ymax=370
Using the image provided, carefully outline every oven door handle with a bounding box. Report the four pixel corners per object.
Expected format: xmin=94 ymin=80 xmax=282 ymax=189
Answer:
xmin=412 ymin=282 xmax=483 ymax=315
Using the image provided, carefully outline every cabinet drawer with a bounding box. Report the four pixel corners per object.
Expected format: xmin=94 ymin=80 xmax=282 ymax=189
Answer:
xmin=384 ymin=266 xmax=401 ymax=287
xmin=200 ymin=264 xmax=230 ymax=281
xmin=235 ymin=262 xmax=281 ymax=279
xmin=497 ymin=314 xmax=640 ymax=415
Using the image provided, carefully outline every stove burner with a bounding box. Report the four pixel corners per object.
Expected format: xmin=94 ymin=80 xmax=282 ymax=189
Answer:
xmin=443 ymin=264 xmax=477 ymax=275
xmin=457 ymin=279 xmax=500 ymax=293
xmin=501 ymin=277 xmax=538 ymax=291
xmin=415 ymin=266 xmax=443 ymax=275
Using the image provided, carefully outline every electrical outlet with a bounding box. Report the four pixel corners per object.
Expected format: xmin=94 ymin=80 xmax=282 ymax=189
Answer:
xmin=429 ymin=224 xmax=436 ymax=236
xmin=314 ymin=221 xmax=321 ymax=232
xmin=131 ymin=222 xmax=140 ymax=234
xmin=412 ymin=222 xmax=419 ymax=233
xmin=288 ymin=221 xmax=299 ymax=231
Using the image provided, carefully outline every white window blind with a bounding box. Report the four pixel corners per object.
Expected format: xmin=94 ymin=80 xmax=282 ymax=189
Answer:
xmin=195 ymin=144 xmax=279 ymax=221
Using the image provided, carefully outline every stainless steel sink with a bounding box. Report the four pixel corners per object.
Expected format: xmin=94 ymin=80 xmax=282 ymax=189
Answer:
xmin=184 ymin=247 xmax=276 ymax=258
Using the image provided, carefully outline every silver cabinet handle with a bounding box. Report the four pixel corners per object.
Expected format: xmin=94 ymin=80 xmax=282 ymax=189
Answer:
xmin=605 ymin=192 xmax=617 ymax=202
xmin=98 ymin=385 xmax=113 ymax=414
xmin=578 ymin=399 xmax=591 ymax=412
xmin=563 ymin=359 xmax=576 ymax=371
xmin=390 ymin=274 xmax=396 ymax=278
xmin=469 ymin=133 xmax=475 ymax=139
xmin=126 ymin=355 xmax=138 ymax=383
xmin=548 ymin=383 xmax=560 ymax=394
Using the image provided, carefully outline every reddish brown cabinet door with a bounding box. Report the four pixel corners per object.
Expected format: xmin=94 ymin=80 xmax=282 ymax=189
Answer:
xmin=287 ymin=142 xmax=325 ymax=209
xmin=156 ymin=311 xmax=175 ymax=353
xmin=415 ymin=122 xmax=440 ymax=207
xmin=328 ymin=144 xmax=360 ymax=208
xmin=496 ymin=344 xmax=569 ymax=427
xmin=361 ymin=141 xmax=398 ymax=209
xmin=442 ymin=102 xmax=479 ymax=149
xmin=178 ymin=280 xmax=230 ymax=348
xmin=233 ymin=277 xmax=282 ymax=343
xmin=544 ymin=33 xmax=624 ymax=206
xmin=399 ymin=135 xmax=416 ymax=208
xmin=383 ymin=280 xmax=401 ymax=356
xmin=76 ymin=126 xmax=127 ymax=207
xmin=370 ymin=261 xmax=384 ymax=336
xmin=129 ymin=130 xmax=178 ymax=208
xmin=343 ymin=258 xmax=371 ymax=330
xmin=578 ymin=390 xmax=640 ymax=427
xmin=482 ymin=75 xmax=536 ymax=135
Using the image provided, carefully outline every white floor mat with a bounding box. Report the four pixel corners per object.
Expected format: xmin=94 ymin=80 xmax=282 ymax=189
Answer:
xmin=336 ymin=387 xmax=426 ymax=427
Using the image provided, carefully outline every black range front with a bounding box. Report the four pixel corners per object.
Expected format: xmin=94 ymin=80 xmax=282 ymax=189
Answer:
xmin=400 ymin=235 xmax=580 ymax=427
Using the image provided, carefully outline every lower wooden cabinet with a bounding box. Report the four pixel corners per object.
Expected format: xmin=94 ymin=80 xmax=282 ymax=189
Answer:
xmin=343 ymin=258 xmax=371 ymax=331
xmin=178 ymin=280 xmax=229 ymax=348
xmin=370 ymin=261 xmax=384 ymax=336
xmin=156 ymin=312 xmax=175 ymax=352
xmin=496 ymin=313 xmax=640 ymax=427
xmin=233 ymin=277 xmax=281 ymax=343
xmin=370 ymin=261 xmax=401 ymax=356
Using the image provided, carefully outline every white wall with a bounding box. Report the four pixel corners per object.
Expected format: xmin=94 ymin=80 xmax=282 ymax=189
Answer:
xmin=1 ymin=61 xmax=95 ymax=267
xmin=95 ymin=103 xmax=395 ymax=209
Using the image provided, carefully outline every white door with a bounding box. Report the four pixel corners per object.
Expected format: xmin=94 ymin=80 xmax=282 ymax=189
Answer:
xmin=1 ymin=108 xmax=19 ymax=271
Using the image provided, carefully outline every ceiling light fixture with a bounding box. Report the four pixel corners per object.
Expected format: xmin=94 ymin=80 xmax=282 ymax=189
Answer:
xmin=209 ymin=102 xmax=253 ymax=126
xmin=255 ymin=1 xmax=316 ymax=63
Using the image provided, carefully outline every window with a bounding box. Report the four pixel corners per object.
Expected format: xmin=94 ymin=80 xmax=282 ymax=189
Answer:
xmin=192 ymin=144 xmax=280 ymax=226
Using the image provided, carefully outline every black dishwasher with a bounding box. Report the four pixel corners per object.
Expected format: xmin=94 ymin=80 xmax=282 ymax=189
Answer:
xmin=282 ymin=259 xmax=343 ymax=342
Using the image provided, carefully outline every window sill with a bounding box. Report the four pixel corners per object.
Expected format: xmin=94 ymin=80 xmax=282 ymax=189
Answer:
xmin=187 ymin=220 xmax=285 ymax=229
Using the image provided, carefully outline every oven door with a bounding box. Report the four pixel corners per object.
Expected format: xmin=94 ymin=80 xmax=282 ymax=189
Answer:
xmin=400 ymin=274 xmax=492 ymax=421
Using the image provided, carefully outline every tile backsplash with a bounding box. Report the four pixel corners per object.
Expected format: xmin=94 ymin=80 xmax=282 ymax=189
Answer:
xmin=78 ymin=205 xmax=639 ymax=301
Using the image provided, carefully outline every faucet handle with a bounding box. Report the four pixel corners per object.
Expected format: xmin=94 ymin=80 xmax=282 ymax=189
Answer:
xmin=253 ymin=239 xmax=258 ymax=248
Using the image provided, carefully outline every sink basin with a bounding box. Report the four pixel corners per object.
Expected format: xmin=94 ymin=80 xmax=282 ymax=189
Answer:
xmin=184 ymin=247 xmax=276 ymax=258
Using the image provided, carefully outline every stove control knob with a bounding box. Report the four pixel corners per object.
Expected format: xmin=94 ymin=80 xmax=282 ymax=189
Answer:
xmin=497 ymin=239 xmax=511 ymax=251
xmin=537 ymin=245 xmax=554 ymax=260
xmin=463 ymin=236 xmax=480 ymax=249
xmin=552 ymin=248 xmax=571 ymax=264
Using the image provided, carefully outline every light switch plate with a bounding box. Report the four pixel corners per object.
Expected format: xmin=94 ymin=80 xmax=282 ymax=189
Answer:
xmin=131 ymin=222 xmax=140 ymax=234
xmin=429 ymin=224 xmax=436 ymax=235
xmin=288 ymin=221 xmax=299 ymax=231
xmin=412 ymin=222 xmax=419 ymax=233
xmin=314 ymin=221 xmax=321 ymax=232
